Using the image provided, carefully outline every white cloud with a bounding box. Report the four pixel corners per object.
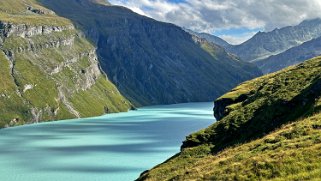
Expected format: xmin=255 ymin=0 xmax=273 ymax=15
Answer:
xmin=108 ymin=0 xmax=321 ymax=44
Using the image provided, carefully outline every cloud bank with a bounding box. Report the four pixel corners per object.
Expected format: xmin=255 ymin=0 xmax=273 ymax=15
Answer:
xmin=108 ymin=0 xmax=321 ymax=44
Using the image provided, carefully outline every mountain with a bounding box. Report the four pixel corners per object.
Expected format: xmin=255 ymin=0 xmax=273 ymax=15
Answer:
xmin=192 ymin=35 xmax=260 ymax=80
xmin=229 ymin=18 xmax=321 ymax=62
xmin=256 ymin=36 xmax=321 ymax=74
xmin=40 ymin=0 xmax=262 ymax=106
xmin=138 ymin=56 xmax=321 ymax=180
xmin=90 ymin=0 xmax=111 ymax=5
xmin=184 ymin=29 xmax=231 ymax=49
xmin=0 ymin=0 xmax=131 ymax=128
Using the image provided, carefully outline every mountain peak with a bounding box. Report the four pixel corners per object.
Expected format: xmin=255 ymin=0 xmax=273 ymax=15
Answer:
xmin=230 ymin=18 xmax=321 ymax=62
xmin=299 ymin=18 xmax=321 ymax=26
xmin=183 ymin=28 xmax=231 ymax=49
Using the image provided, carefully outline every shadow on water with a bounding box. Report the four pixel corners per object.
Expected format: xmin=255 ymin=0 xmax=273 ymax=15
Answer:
xmin=39 ymin=165 xmax=140 ymax=173
xmin=0 ymin=102 xmax=214 ymax=179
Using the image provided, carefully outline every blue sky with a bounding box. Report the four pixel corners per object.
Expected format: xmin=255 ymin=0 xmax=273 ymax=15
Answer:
xmin=109 ymin=0 xmax=321 ymax=44
xmin=168 ymin=0 xmax=185 ymax=2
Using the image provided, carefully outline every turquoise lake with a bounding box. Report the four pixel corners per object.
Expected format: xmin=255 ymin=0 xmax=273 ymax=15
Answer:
xmin=0 ymin=102 xmax=214 ymax=181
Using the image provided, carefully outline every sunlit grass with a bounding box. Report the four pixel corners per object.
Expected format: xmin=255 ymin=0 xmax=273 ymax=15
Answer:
xmin=139 ymin=56 xmax=321 ymax=180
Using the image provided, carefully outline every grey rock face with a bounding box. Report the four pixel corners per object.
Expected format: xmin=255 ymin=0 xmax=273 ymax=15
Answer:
xmin=229 ymin=18 xmax=321 ymax=62
xmin=0 ymin=22 xmax=73 ymax=38
xmin=41 ymin=0 xmax=262 ymax=106
xmin=0 ymin=0 xmax=132 ymax=128
xmin=184 ymin=29 xmax=231 ymax=49
xmin=256 ymin=37 xmax=321 ymax=74
xmin=1 ymin=22 xmax=101 ymax=92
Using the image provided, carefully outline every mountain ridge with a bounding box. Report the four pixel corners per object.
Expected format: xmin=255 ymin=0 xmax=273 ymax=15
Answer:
xmin=184 ymin=28 xmax=231 ymax=49
xmin=40 ymin=0 xmax=262 ymax=106
xmin=256 ymin=36 xmax=321 ymax=74
xmin=227 ymin=18 xmax=321 ymax=62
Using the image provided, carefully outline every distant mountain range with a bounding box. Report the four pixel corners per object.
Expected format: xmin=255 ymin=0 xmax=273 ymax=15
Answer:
xmin=228 ymin=18 xmax=321 ymax=62
xmin=40 ymin=0 xmax=261 ymax=106
xmin=256 ymin=36 xmax=321 ymax=74
xmin=191 ymin=18 xmax=321 ymax=74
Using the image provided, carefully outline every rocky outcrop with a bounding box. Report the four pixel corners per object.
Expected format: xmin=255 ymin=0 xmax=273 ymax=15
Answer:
xmin=0 ymin=21 xmax=73 ymax=39
xmin=0 ymin=0 xmax=131 ymax=128
xmin=26 ymin=6 xmax=55 ymax=15
xmin=213 ymin=93 xmax=249 ymax=121
xmin=185 ymin=28 xmax=231 ymax=49
xmin=58 ymin=86 xmax=80 ymax=118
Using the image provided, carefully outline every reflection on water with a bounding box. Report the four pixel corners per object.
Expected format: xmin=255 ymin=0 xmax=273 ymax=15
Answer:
xmin=0 ymin=102 xmax=214 ymax=181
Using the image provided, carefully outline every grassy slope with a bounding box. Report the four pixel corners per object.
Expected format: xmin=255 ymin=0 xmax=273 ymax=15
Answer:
xmin=138 ymin=56 xmax=321 ymax=180
xmin=0 ymin=52 xmax=30 ymax=128
xmin=0 ymin=0 xmax=131 ymax=128
xmin=0 ymin=0 xmax=70 ymax=25
xmin=198 ymin=38 xmax=261 ymax=80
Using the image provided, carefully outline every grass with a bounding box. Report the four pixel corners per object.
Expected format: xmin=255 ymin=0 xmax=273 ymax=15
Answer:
xmin=0 ymin=33 xmax=131 ymax=127
xmin=70 ymin=76 xmax=131 ymax=117
xmin=0 ymin=52 xmax=30 ymax=127
xmin=208 ymin=115 xmax=321 ymax=181
xmin=0 ymin=0 xmax=70 ymax=26
xmin=15 ymin=53 xmax=58 ymax=107
xmin=141 ymin=112 xmax=321 ymax=180
xmin=138 ymin=56 xmax=321 ymax=180
xmin=0 ymin=0 xmax=131 ymax=128
xmin=189 ymin=56 xmax=321 ymax=150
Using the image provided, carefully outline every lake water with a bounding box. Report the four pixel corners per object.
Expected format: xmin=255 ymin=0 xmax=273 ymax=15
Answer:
xmin=0 ymin=102 xmax=214 ymax=181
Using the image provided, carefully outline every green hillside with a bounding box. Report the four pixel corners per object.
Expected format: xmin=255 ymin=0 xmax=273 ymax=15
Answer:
xmin=138 ymin=56 xmax=321 ymax=180
xmin=0 ymin=0 xmax=131 ymax=128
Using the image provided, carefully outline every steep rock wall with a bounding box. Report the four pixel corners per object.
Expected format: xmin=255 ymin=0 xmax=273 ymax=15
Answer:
xmin=0 ymin=0 xmax=131 ymax=128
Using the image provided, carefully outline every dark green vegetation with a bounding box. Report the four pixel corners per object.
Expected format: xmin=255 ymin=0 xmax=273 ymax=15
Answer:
xmin=0 ymin=0 xmax=131 ymax=128
xmin=138 ymin=56 xmax=321 ymax=180
xmin=40 ymin=0 xmax=262 ymax=106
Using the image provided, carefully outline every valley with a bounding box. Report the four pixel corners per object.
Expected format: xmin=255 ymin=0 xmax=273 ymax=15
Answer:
xmin=0 ymin=0 xmax=321 ymax=181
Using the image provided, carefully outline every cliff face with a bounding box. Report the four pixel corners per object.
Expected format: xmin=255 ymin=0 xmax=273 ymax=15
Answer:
xmin=40 ymin=0 xmax=262 ymax=106
xmin=228 ymin=18 xmax=321 ymax=62
xmin=256 ymin=36 xmax=321 ymax=74
xmin=184 ymin=29 xmax=231 ymax=49
xmin=0 ymin=0 xmax=131 ymax=128
xmin=138 ymin=56 xmax=321 ymax=180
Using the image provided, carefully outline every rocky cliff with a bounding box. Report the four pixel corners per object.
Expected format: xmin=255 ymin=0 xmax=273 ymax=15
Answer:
xmin=40 ymin=0 xmax=262 ymax=106
xmin=256 ymin=36 xmax=321 ymax=74
xmin=138 ymin=56 xmax=321 ymax=180
xmin=184 ymin=29 xmax=231 ymax=49
xmin=0 ymin=0 xmax=131 ymax=128
xmin=228 ymin=18 xmax=321 ymax=62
